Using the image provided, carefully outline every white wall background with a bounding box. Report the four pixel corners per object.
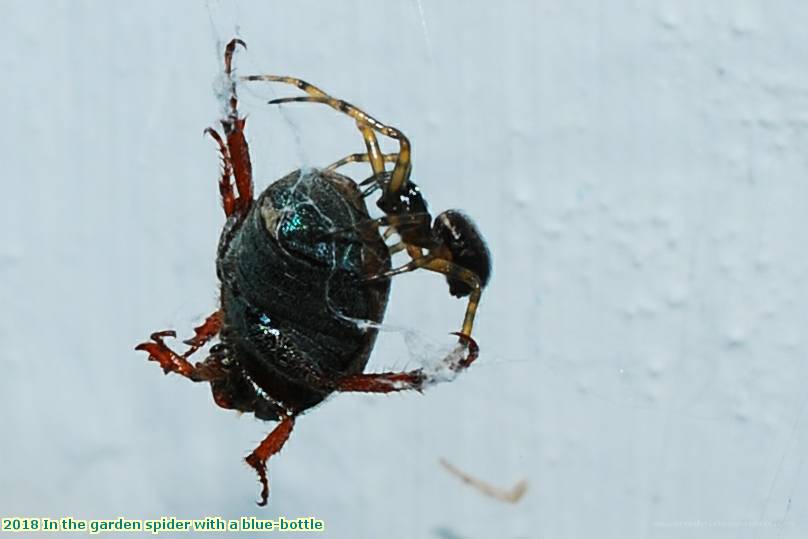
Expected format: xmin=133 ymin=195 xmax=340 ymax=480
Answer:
xmin=2 ymin=1 xmax=808 ymax=538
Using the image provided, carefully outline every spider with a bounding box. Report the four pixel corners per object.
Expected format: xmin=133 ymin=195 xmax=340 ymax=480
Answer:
xmin=136 ymin=38 xmax=491 ymax=506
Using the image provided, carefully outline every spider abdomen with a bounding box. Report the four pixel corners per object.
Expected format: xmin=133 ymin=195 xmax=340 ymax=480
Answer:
xmin=432 ymin=210 xmax=492 ymax=298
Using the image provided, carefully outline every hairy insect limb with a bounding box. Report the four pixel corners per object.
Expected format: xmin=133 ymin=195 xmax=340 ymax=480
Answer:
xmin=205 ymin=127 xmax=237 ymax=216
xmin=246 ymin=414 xmax=296 ymax=507
xmin=211 ymin=38 xmax=253 ymax=216
xmin=137 ymin=320 xmax=290 ymax=507
xmin=337 ymin=333 xmax=479 ymax=393
xmin=135 ymin=332 xmax=224 ymax=381
xmin=226 ymin=118 xmax=254 ymax=215
xmin=182 ymin=310 xmax=223 ymax=353
xmin=135 ymin=307 xmax=289 ymax=507
xmin=135 ymin=321 xmax=288 ymax=424
xmin=136 ymin=331 xmax=198 ymax=377
xmin=134 ymin=310 xmax=223 ymax=377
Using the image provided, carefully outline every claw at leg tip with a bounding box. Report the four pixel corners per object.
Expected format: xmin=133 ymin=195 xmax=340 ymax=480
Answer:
xmin=450 ymin=332 xmax=480 ymax=369
xmin=450 ymin=331 xmax=478 ymax=350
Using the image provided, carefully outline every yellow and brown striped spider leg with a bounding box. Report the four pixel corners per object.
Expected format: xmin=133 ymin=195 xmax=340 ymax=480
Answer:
xmin=326 ymin=152 xmax=399 ymax=172
xmin=322 ymin=213 xmax=431 ymax=249
xmin=241 ymin=74 xmax=412 ymax=197
xmin=366 ymin=255 xmax=483 ymax=338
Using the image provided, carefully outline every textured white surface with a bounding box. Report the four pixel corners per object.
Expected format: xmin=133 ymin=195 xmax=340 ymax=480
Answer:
xmin=3 ymin=1 xmax=808 ymax=538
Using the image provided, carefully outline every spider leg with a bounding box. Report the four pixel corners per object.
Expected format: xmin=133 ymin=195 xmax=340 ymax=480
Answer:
xmin=423 ymin=258 xmax=483 ymax=338
xmin=246 ymin=414 xmax=296 ymax=506
xmin=242 ymin=74 xmax=412 ymax=197
xmin=388 ymin=241 xmax=407 ymax=254
xmin=366 ymin=255 xmax=483 ymax=338
xmin=267 ymin=95 xmax=411 ymax=196
xmin=241 ymin=75 xmax=388 ymax=175
xmin=326 ymin=147 xmax=398 ymax=201
xmin=321 ymin=213 xmax=430 ymax=240
xmin=326 ymin=152 xmax=399 ymax=172
xmin=357 ymin=121 xmax=387 ymax=177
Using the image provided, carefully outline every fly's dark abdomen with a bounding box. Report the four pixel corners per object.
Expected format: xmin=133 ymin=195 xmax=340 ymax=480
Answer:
xmin=217 ymin=169 xmax=391 ymax=412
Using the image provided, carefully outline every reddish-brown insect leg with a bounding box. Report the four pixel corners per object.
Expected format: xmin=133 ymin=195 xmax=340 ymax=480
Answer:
xmin=338 ymin=370 xmax=427 ymax=393
xmin=135 ymin=311 xmax=223 ymax=378
xmin=205 ymin=128 xmax=236 ymax=216
xmin=135 ymin=330 xmax=197 ymax=377
xmin=226 ymin=118 xmax=253 ymax=215
xmin=245 ymin=414 xmax=296 ymax=506
xmin=219 ymin=38 xmax=254 ymax=216
xmin=223 ymin=38 xmax=247 ymax=126
xmin=182 ymin=310 xmax=223 ymax=354
xmin=224 ymin=38 xmax=246 ymax=79
xmin=337 ymin=334 xmax=479 ymax=393
xmin=205 ymin=38 xmax=249 ymax=218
